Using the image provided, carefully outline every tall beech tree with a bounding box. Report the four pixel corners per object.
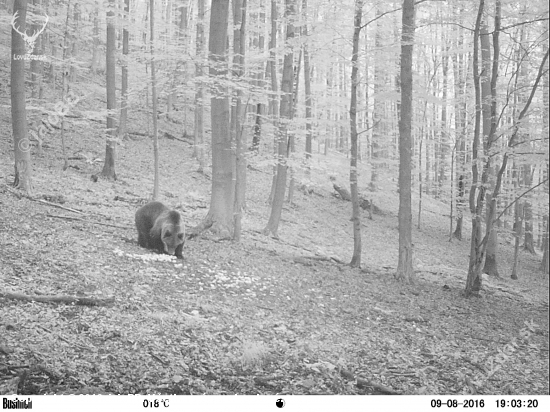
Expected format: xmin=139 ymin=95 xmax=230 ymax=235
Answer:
xmin=118 ymin=0 xmax=130 ymax=141
xmin=396 ymin=0 xmax=415 ymax=282
xmin=349 ymin=0 xmax=363 ymax=267
xmin=480 ymin=17 xmax=500 ymax=278
xmin=232 ymin=0 xmax=247 ymax=240
xmin=201 ymin=0 xmax=233 ymax=237
xmin=263 ymin=0 xmax=295 ymax=238
xmin=150 ymin=0 xmax=159 ymax=199
xmin=193 ymin=0 xmax=206 ymax=172
xmin=11 ymin=0 xmax=33 ymax=193
xmin=101 ymin=0 xmax=117 ymax=179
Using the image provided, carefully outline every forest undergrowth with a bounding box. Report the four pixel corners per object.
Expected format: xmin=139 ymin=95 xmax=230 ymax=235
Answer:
xmin=0 ymin=100 xmax=548 ymax=395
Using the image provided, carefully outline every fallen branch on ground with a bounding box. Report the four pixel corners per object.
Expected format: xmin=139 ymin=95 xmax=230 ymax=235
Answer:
xmin=46 ymin=213 xmax=133 ymax=229
xmin=1 ymin=291 xmax=115 ymax=306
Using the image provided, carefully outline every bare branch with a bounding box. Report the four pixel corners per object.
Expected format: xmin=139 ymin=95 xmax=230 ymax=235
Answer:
xmin=494 ymin=179 xmax=549 ymax=223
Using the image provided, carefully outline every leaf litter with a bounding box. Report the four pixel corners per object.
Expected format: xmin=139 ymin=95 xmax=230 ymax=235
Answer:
xmin=0 ymin=109 xmax=548 ymax=395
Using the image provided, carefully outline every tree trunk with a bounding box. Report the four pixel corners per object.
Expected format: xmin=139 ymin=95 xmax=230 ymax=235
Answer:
xmin=11 ymin=0 xmax=33 ymax=193
xmin=542 ymin=215 xmax=549 ymax=274
xmin=465 ymin=0 xmax=486 ymax=296
xmin=267 ymin=0 xmax=279 ymax=204
xmin=287 ymin=48 xmax=302 ymax=205
xmin=395 ymin=0 xmax=414 ymax=282
xmin=194 ymin=0 xmax=206 ymax=172
xmin=70 ymin=2 xmax=79 ymax=83
xmin=303 ymin=0 xmax=312 ymax=168
xmin=150 ymin=0 xmax=159 ymax=200
xmin=30 ymin=0 xmax=44 ymax=99
xmin=467 ymin=0 xmax=504 ymax=295
xmin=118 ymin=0 xmax=129 ymax=141
xmin=452 ymin=17 xmax=467 ymax=241
xmin=349 ymin=0 xmax=363 ymax=268
xmin=232 ymin=0 xmax=247 ymax=241
xmin=438 ymin=46 xmax=449 ymax=196
xmin=542 ymin=34 xmax=549 ymax=274
xmin=370 ymin=8 xmax=383 ymax=187
xmin=480 ymin=16 xmax=499 ymax=278
xmin=60 ymin=0 xmax=71 ymax=171
xmin=263 ymin=0 xmax=295 ymax=238
xmin=203 ymin=0 xmax=233 ymax=238
xmin=90 ymin=1 xmax=100 ymax=73
xmin=522 ymin=165 xmax=536 ymax=254
xmin=511 ymin=200 xmax=523 ymax=280
xmin=250 ymin=5 xmax=266 ymax=152
xmin=101 ymin=0 xmax=117 ymax=180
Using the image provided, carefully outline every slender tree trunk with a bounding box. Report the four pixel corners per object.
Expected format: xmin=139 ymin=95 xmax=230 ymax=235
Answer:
xmin=522 ymin=166 xmax=536 ymax=256
xmin=452 ymin=23 xmax=467 ymax=240
xmin=287 ymin=48 xmax=302 ymax=204
xmin=466 ymin=0 xmax=488 ymax=295
xmin=370 ymin=8 xmax=383 ymax=187
xmin=263 ymin=0 xmax=295 ymax=238
xmin=118 ymin=0 xmax=129 ymax=141
xmin=11 ymin=0 xmax=33 ymax=193
xmin=438 ymin=46 xmax=449 ymax=195
xmin=90 ymin=1 xmax=100 ymax=73
xmin=395 ymin=0 xmax=414 ymax=282
xmin=60 ymin=0 xmax=71 ymax=171
xmin=251 ymin=3 xmax=266 ymax=152
xmin=542 ymin=32 xmax=549 ymax=273
xmin=511 ymin=197 xmax=523 ymax=280
xmin=349 ymin=0 xmax=363 ymax=268
xmin=194 ymin=0 xmax=206 ymax=172
xmin=150 ymin=0 xmax=159 ymax=199
xmin=30 ymin=0 xmax=44 ymax=99
xmin=101 ymin=0 xmax=117 ymax=179
xmin=267 ymin=0 xmax=279 ymax=204
xmin=232 ymin=0 xmax=247 ymax=241
xmin=481 ymin=13 xmax=499 ymax=278
xmin=542 ymin=214 xmax=549 ymax=274
xmin=70 ymin=2 xmax=79 ymax=83
xmin=303 ymin=0 xmax=312 ymax=168
xmin=418 ymin=139 xmax=423 ymax=229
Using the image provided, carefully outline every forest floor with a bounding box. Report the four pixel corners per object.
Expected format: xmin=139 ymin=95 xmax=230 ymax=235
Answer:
xmin=0 ymin=86 xmax=548 ymax=395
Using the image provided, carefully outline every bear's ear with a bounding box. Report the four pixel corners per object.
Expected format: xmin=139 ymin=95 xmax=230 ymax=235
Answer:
xmin=163 ymin=230 xmax=172 ymax=238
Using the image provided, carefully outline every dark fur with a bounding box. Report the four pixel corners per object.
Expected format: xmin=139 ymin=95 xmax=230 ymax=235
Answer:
xmin=135 ymin=201 xmax=185 ymax=258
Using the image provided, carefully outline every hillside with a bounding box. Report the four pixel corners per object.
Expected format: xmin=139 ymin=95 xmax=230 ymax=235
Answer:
xmin=0 ymin=89 xmax=548 ymax=395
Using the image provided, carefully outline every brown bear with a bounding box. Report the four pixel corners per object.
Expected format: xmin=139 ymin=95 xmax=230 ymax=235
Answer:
xmin=135 ymin=201 xmax=185 ymax=259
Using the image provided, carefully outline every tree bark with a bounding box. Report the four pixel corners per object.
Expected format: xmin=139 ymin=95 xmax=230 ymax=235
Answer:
xmin=203 ymin=0 xmax=233 ymax=238
xmin=452 ymin=16 xmax=467 ymax=240
xmin=30 ymin=0 xmax=44 ymax=99
xmin=511 ymin=198 xmax=523 ymax=280
xmin=303 ymin=0 xmax=312 ymax=167
xmin=194 ymin=0 xmax=206 ymax=172
xmin=232 ymin=0 xmax=247 ymax=240
xmin=480 ymin=11 xmax=499 ymax=278
xmin=11 ymin=0 xmax=33 ymax=194
xmin=118 ymin=0 xmax=129 ymax=141
xmin=101 ymin=0 xmax=117 ymax=180
xmin=263 ymin=0 xmax=295 ymax=238
xmin=90 ymin=1 xmax=100 ymax=73
xmin=150 ymin=0 xmax=159 ymax=199
xmin=267 ymin=0 xmax=279 ymax=204
xmin=395 ymin=0 xmax=414 ymax=282
xmin=466 ymin=0 xmax=488 ymax=295
xmin=349 ymin=0 xmax=363 ymax=268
